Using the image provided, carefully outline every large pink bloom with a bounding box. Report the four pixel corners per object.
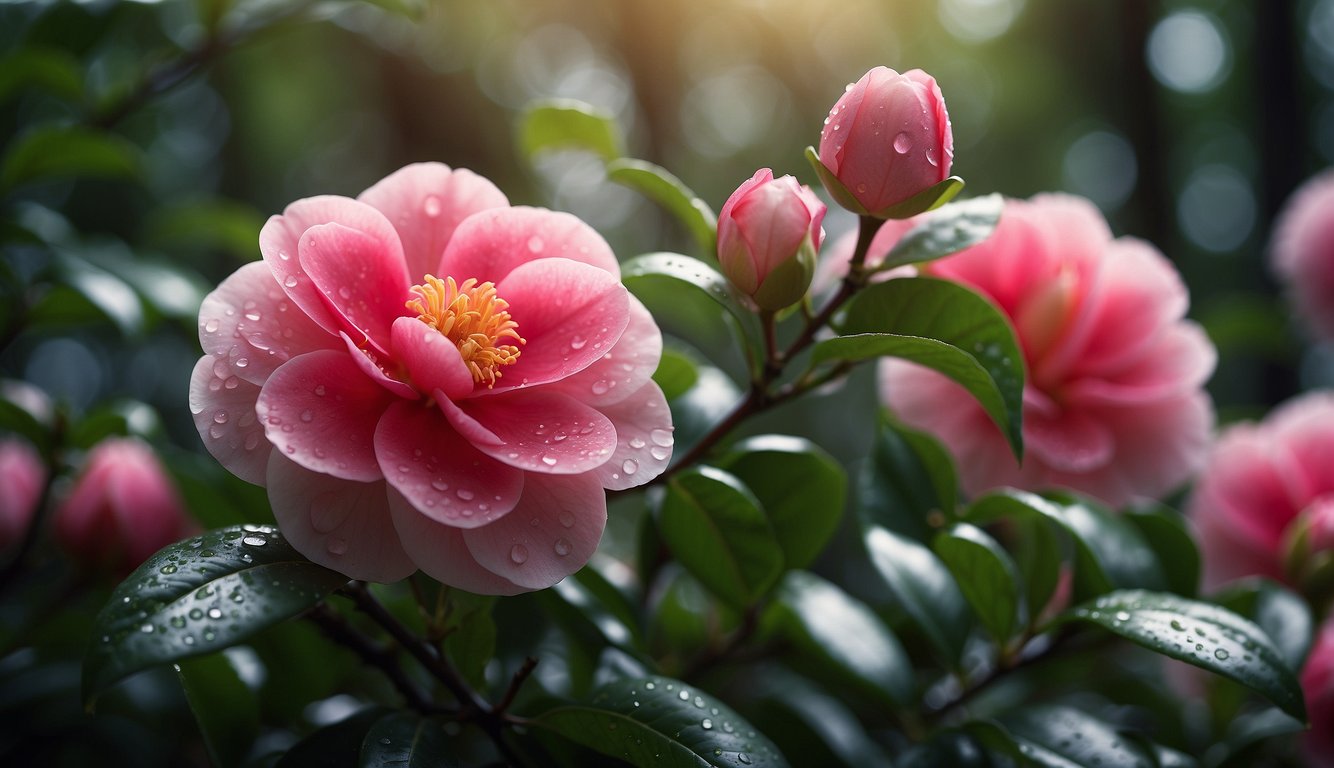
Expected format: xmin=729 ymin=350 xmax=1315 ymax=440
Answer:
xmin=1271 ymin=169 xmax=1334 ymax=342
xmin=190 ymin=163 xmax=673 ymax=593
xmin=868 ymin=194 xmax=1215 ymax=507
xmin=1189 ymin=391 xmax=1334 ymax=589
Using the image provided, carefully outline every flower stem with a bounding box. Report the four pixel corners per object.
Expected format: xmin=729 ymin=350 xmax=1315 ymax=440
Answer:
xmin=306 ymin=602 xmax=443 ymax=715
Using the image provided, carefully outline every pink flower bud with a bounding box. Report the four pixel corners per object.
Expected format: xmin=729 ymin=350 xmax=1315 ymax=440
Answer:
xmin=819 ymin=67 xmax=953 ymax=214
xmin=54 ymin=437 xmax=192 ymax=573
xmin=1302 ymin=620 xmax=1334 ymax=767
xmin=0 ymin=437 xmax=44 ymax=554
xmin=717 ymin=169 xmax=826 ymax=311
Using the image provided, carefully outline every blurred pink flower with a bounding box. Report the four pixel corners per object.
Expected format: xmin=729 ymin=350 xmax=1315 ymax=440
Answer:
xmin=1271 ymin=169 xmax=1334 ymax=342
xmin=717 ymin=168 xmax=825 ymax=311
xmin=818 ymin=66 xmax=952 ymax=214
xmin=0 ymin=437 xmax=44 ymax=554
xmin=874 ymin=194 xmax=1215 ymax=507
xmin=1303 ymin=619 xmax=1334 ymax=767
xmin=1189 ymin=391 xmax=1334 ymax=589
xmin=190 ymin=163 xmax=673 ymax=593
xmin=54 ymin=437 xmax=192 ymax=573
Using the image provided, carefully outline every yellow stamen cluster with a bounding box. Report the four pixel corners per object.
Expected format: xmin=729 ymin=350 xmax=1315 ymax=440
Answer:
xmin=406 ymin=275 xmax=525 ymax=388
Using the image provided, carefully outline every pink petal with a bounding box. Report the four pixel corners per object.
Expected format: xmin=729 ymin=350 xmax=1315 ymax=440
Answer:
xmin=437 ymin=206 xmax=620 ymax=284
xmin=484 ymin=258 xmax=630 ymax=394
xmin=198 ymin=262 xmax=338 ymax=386
xmin=338 ymin=331 xmax=419 ymax=400
xmin=257 ymin=350 xmax=395 ymax=482
xmin=547 ymin=294 xmax=662 ymax=407
xmin=1024 ymin=404 xmax=1115 ymax=474
xmin=1190 ymin=423 xmax=1295 ymax=549
xmin=189 ymin=355 xmax=271 ymax=486
xmin=462 ymin=472 xmax=606 ymax=590
xmin=592 ymin=380 xmax=674 ymax=490
xmin=451 ymin=389 xmax=617 ymax=474
xmin=357 ymin=162 xmax=510 ymax=281
xmin=387 ymin=490 xmax=526 ymax=595
xmin=299 ymin=222 xmax=411 ymax=353
xmin=373 ymin=400 xmax=524 ymax=527
xmin=390 ymin=316 xmax=474 ymax=401
xmin=266 ymin=454 xmax=414 ymax=582
xmin=260 ymin=196 xmax=404 ymax=334
xmin=1065 ymin=323 xmax=1216 ymax=405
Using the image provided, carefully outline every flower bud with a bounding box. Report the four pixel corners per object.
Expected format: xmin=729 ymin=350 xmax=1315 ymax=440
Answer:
xmin=717 ymin=169 xmax=826 ymax=311
xmin=54 ymin=437 xmax=193 ymax=573
xmin=818 ymin=67 xmax=953 ymax=215
xmin=0 ymin=437 xmax=44 ymax=555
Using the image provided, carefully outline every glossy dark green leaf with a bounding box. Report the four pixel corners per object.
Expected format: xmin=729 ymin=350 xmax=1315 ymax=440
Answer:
xmin=874 ymin=176 xmax=966 ymax=219
xmin=275 ymin=707 xmax=391 ymax=768
xmin=933 ymin=523 xmax=1023 ymax=642
xmin=1012 ymin=515 xmax=1064 ymax=627
xmin=1213 ymin=577 xmax=1313 ymax=671
xmin=541 ymin=573 xmax=645 ymax=658
xmin=535 ymin=675 xmax=789 ymax=767
xmin=858 ymin=416 xmax=957 ymax=539
xmin=667 ymin=363 xmax=743 ymax=459
xmin=175 ymin=653 xmax=259 ymax=768
xmin=747 ymin=667 xmax=894 ymax=768
xmin=360 ymin=711 xmax=457 ymax=768
xmin=69 ymin=399 xmax=161 ymax=448
xmin=53 ymin=252 xmax=145 ymax=334
xmin=657 ymin=467 xmax=784 ymax=610
xmin=441 ymin=591 xmax=497 ymax=689
xmin=1062 ymin=590 xmax=1306 ymax=721
xmin=0 ymin=46 xmax=84 ymax=104
xmin=622 ymin=253 xmax=753 ymax=338
xmin=144 ymin=199 xmax=268 ymax=261
xmin=820 ymin=277 xmax=1024 ymax=456
xmin=1005 ymin=705 xmax=1154 ymax=768
xmin=877 ymin=194 xmax=1003 ymax=270
xmin=1 ymin=126 xmax=139 ymax=189
xmin=655 ymin=346 xmax=700 ymax=401
xmin=864 ymin=525 xmax=970 ymax=667
xmin=518 ymin=98 xmax=623 ymax=162
xmin=84 ymin=525 xmax=349 ymax=704
xmin=608 ymin=158 xmax=717 ymax=256
xmin=770 ymin=571 xmax=912 ymax=706
xmin=717 ymin=435 xmax=846 ymax=569
xmin=899 ymin=720 xmax=1028 ymax=768
xmin=1123 ymin=503 xmax=1200 ymax=597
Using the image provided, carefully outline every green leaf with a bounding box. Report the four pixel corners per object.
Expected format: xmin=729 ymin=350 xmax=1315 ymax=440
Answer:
xmin=441 ymin=591 xmax=497 ymax=689
xmin=1013 ymin=515 xmax=1064 ymax=627
xmin=275 ymin=707 xmax=391 ymax=768
xmin=0 ymin=47 xmax=84 ymax=105
xmin=535 ymin=675 xmax=789 ymax=767
xmin=646 ymin=565 xmax=717 ymax=658
xmin=360 ymin=711 xmax=457 ymax=768
xmin=933 ymin=523 xmax=1023 ymax=642
xmin=83 ymin=525 xmax=348 ymax=705
xmin=873 ymin=176 xmax=966 ymax=220
xmin=654 ymin=346 xmax=700 ymax=401
xmin=1213 ymin=577 xmax=1313 ymax=671
xmin=864 ymin=525 xmax=970 ymax=667
xmin=2 ymin=125 xmax=139 ymax=189
xmin=542 ymin=568 xmax=645 ymax=657
xmin=858 ymin=415 xmax=957 ymax=539
xmin=607 ymin=158 xmax=717 ymax=256
xmin=1005 ymin=705 xmax=1155 ymax=768
xmin=667 ymin=363 xmax=743 ymax=459
xmin=770 ymin=571 xmax=912 ymax=706
xmin=1062 ymin=590 xmax=1307 ymax=721
xmin=657 ymin=467 xmax=784 ymax=610
xmin=1123 ymin=503 xmax=1200 ymax=597
xmin=716 ymin=435 xmax=846 ymax=570
xmin=805 ymin=146 xmax=867 ymax=215
xmin=820 ymin=276 xmax=1024 ymax=457
xmin=175 ymin=653 xmax=259 ymax=768
xmin=358 ymin=0 xmax=428 ymax=19
xmin=517 ymin=98 xmax=623 ymax=163
xmin=52 ymin=252 xmax=145 ymax=335
xmin=877 ymin=194 xmax=1003 ymax=270
xmin=621 ymin=253 xmax=753 ymax=341
xmin=144 ymin=199 xmax=268 ymax=262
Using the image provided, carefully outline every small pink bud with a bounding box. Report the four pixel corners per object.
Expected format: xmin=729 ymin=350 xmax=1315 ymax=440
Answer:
xmin=0 ymin=438 xmax=44 ymax=555
xmin=717 ymin=169 xmax=826 ymax=311
xmin=54 ymin=437 xmax=193 ymax=574
xmin=818 ymin=67 xmax=953 ymax=214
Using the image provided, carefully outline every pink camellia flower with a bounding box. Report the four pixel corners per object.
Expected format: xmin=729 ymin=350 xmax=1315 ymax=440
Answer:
xmin=53 ymin=437 xmax=193 ymax=573
xmin=1303 ymin=619 xmax=1334 ymax=767
xmin=867 ymin=194 xmax=1215 ymax=508
xmin=190 ymin=163 xmax=673 ymax=594
xmin=1271 ymin=169 xmax=1334 ymax=342
xmin=0 ymin=437 xmax=44 ymax=554
xmin=818 ymin=66 xmax=953 ymax=214
xmin=1189 ymin=391 xmax=1334 ymax=589
xmin=717 ymin=169 xmax=826 ymax=311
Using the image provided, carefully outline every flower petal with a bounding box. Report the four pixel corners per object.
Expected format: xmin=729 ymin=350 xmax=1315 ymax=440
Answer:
xmin=547 ymin=294 xmax=662 ymax=407
xmin=1065 ymin=322 xmax=1217 ymax=405
xmin=387 ymin=490 xmax=526 ymax=595
xmin=299 ymin=222 xmax=411 ymax=352
xmin=437 ymin=206 xmax=620 ymax=284
xmin=257 ymin=350 xmax=395 ymax=482
xmin=374 ymin=399 xmax=524 ymax=527
xmin=592 ymin=380 xmax=674 ymax=491
xmin=390 ymin=316 xmax=474 ymax=401
xmin=190 ymin=355 xmax=271 ymax=486
xmin=199 ymin=262 xmax=338 ymax=385
xmin=462 ymin=472 xmax=606 ymax=590
xmin=1024 ymin=405 xmax=1115 ymax=474
xmin=451 ymin=389 xmax=616 ymax=474
xmin=338 ymin=331 xmax=419 ymax=400
xmin=484 ymin=258 xmax=630 ymax=394
xmin=266 ymin=454 xmax=414 ymax=582
xmin=260 ymin=195 xmax=404 ymax=334
xmin=357 ymin=162 xmax=510 ymax=281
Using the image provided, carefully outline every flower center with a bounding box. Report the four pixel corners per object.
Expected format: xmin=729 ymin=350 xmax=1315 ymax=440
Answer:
xmin=406 ymin=275 xmax=525 ymax=388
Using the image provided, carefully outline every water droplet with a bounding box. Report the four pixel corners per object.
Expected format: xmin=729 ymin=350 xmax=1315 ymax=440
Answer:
xmin=527 ymin=236 xmax=544 ymax=253
xmin=554 ymin=538 xmax=572 ymax=557
xmin=207 ymin=608 xmax=222 ymax=620
xmin=284 ymin=276 xmax=299 ymax=288
xmin=327 ymin=537 xmax=348 ymax=555
xmin=456 ymin=488 xmax=474 ymax=501
xmin=591 ymin=380 xmax=611 ymax=395
xmin=622 ymin=459 xmax=639 ymax=475
xmin=423 ymin=195 xmax=442 ymax=217
xmin=738 ymin=754 xmax=752 ymax=765
xmin=1115 ymin=611 xmax=1130 ymax=622
xmin=701 ymin=719 xmax=713 ymax=730
xmin=570 ymin=335 xmax=587 ymax=350
xmin=678 ymin=690 xmax=690 ymax=701
xmin=645 ymin=682 xmax=655 ymax=690
xmin=1214 ymin=648 xmax=1230 ymax=660
xmin=629 ymin=437 xmax=646 ymax=449
xmin=650 ymin=446 xmax=670 ymax=461
xmin=160 ymin=564 xmax=178 ymax=574
xmin=314 ymin=385 xmax=326 ymax=396
xmin=338 ymin=286 xmax=352 ymax=300
xmin=893 ymin=132 xmax=912 ymax=154
xmin=300 ymin=410 xmax=314 ymax=423
xmin=242 ymin=535 xmax=268 ymax=547
xmin=203 ymin=319 xmax=219 ymax=333
xmin=558 ymin=511 xmax=575 ymax=528
xmin=541 ymin=454 xmax=558 ymax=467
xmin=650 ymin=429 xmax=674 ymax=447
xmin=510 ymin=544 xmax=529 ymax=564
xmin=1170 ymin=619 xmax=1185 ymax=631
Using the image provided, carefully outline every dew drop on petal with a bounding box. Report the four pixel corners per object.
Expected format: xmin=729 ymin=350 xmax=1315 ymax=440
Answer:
xmin=650 ymin=429 xmax=674 ymax=447
xmin=456 ymin=489 xmax=475 ymax=501
xmin=622 ymin=459 xmax=639 ymax=475
xmin=893 ymin=132 xmax=912 ymax=154
xmin=554 ymin=538 xmax=572 ymax=557
xmin=327 ymin=538 xmax=348 ymax=555
xmin=510 ymin=544 xmax=529 ymax=564
xmin=558 ymin=511 xmax=575 ymax=528
xmin=541 ymin=454 xmax=558 ymax=467
xmin=300 ymin=410 xmax=314 ymax=423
